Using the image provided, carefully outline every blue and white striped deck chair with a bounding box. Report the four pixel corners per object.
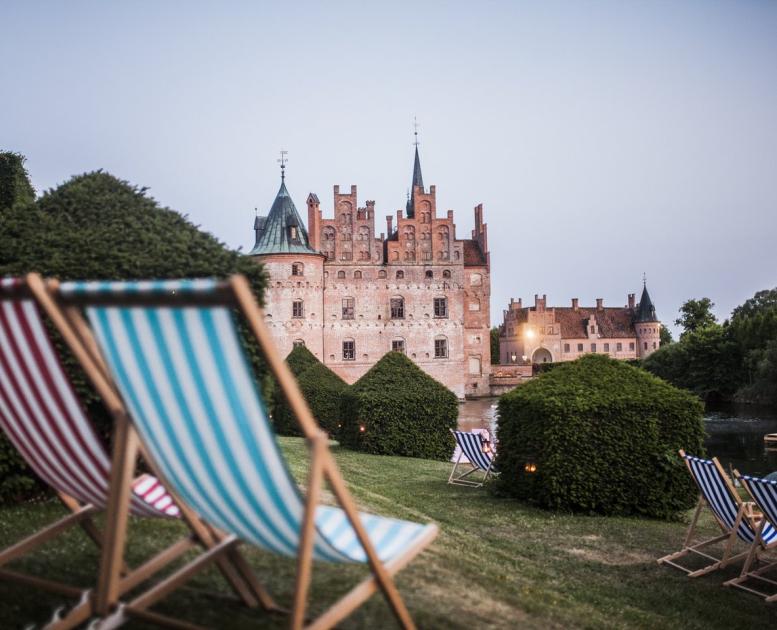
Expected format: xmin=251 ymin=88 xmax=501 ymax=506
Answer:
xmin=57 ymin=275 xmax=438 ymax=630
xmin=448 ymin=430 xmax=495 ymax=487
xmin=724 ymin=471 xmax=777 ymax=600
xmin=658 ymin=450 xmax=767 ymax=578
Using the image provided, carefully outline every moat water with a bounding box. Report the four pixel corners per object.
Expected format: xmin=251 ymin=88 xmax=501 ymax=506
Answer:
xmin=457 ymin=398 xmax=777 ymax=477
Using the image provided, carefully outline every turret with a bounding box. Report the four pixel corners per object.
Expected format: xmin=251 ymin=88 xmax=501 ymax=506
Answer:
xmin=635 ymin=281 xmax=661 ymax=358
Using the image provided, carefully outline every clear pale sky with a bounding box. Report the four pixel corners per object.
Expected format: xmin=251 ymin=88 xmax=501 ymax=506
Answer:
xmin=3 ymin=1 xmax=776 ymax=335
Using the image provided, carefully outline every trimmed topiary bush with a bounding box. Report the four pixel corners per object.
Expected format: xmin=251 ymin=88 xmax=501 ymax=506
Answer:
xmin=0 ymin=168 xmax=267 ymax=504
xmin=272 ymin=346 xmax=348 ymax=437
xmin=496 ymin=354 xmax=705 ymax=518
xmin=340 ymin=352 xmax=457 ymax=460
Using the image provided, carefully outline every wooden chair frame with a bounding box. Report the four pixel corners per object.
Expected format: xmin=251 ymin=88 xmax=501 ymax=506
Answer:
xmin=5 ymin=274 xmax=275 ymax=630
xmin=723 ymin=470 xmax=777 ymax=601
xmin=657 ymin=450 xmax=758 ymax=578
xmin=46 ymin=274 xmax=437 ymax=630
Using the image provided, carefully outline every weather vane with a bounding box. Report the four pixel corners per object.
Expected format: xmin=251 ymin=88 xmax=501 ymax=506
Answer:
xmin=643 ymin=272 xmax=647 ymax=287
xmin=413 ymin=116 xmax=419 ymax=147
xmin=278 ymin=150 xmax=288 ymax=181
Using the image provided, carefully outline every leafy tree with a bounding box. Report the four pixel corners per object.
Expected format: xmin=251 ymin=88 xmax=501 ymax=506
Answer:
xmin=0 ymin=151 xmax=35 ymax=211
xmin=728 ymin=288 xmax=777 ymax=401
xmin=675 ymin=298 xmax=716 ymax=338
xmin=659 ymin=324 xmax=673 ymax=345
xmin=490 ymin=326 xmax=500 ymax=364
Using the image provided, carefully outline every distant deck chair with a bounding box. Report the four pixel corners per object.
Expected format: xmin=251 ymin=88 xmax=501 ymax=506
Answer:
xmin=0 ymin=275 xmax=268 ymax=629
xmin=724 ymin=471 xmax=777 ymax=600
xmin=52 ymin=275 xmax=438 ymax=630
xmin=657 ymin=450 xmax=772 ymax=577
xmin=448 ymin=430 xmax=495 ymax=488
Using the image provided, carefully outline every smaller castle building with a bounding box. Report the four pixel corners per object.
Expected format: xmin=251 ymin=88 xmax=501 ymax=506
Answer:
xmin=499 ymin=285 xmax=661 ymax=365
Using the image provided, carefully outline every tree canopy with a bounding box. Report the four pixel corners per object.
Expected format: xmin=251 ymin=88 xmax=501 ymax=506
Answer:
xmin=0 ymin=151 xmax=35 ymax=211
xmin=674 ymin=298 xmax=716 ymax=338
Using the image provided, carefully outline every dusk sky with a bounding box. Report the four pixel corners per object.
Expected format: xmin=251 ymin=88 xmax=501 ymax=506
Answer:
xmin=3 ymin=1 xmax=776 ymax=336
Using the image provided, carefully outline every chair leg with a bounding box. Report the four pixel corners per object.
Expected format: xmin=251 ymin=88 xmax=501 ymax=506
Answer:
xmin=447 ymin=452 xmax=463 ymax=484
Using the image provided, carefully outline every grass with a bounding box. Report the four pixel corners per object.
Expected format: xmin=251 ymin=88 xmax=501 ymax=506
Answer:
xmin=1 ymin=438 xmax=776 ymax=629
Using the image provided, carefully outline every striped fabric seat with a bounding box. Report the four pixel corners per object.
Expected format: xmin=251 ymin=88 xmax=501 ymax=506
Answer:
xmin=0 ymin=279 xmax=178 ymax=518
xmin=63 ymin=279 xmax=434 ymax=564
xmin=741 ymin=475 xmax=777 ymax=538
xmin=451 ymin=430 xmax=493 ymax=472
xmin=683 ymin=455 xmax=775 ymax=545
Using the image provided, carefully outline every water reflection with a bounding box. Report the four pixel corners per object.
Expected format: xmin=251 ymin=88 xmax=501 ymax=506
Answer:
xmin=457 ymin=399 xmax=777 ymax=478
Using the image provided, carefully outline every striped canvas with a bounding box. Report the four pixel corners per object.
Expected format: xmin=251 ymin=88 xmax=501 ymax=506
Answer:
xmin=452 ymin=430 xmax=493 ymax=472
xmin=683 ymin=454 xmax=773 ymax=544
xmin=68 ymin=279 xmax=435 ymax=564
xmin=0 ymin=281 xmax=178 ymax=518
xmin=741 ymin=475 xmax=777 ymax=545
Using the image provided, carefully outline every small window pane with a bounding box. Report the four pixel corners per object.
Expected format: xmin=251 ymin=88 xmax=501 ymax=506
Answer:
xmin=343 ymin=340 xmax=355 ymax=360
xmin=390 ymin=298 xmax=404 ymax=319
xmin=434 ymin=297 xmax=448 ymax=318
xmin=342 ymin=298 xmax=355 ymax=320
xmin=392 ymin=339 xmax=405 ymax=354
xmin=292 ymin=301 xmax=304 ymax=318
xmin=434 ymin=338 xmax=448 ymax=358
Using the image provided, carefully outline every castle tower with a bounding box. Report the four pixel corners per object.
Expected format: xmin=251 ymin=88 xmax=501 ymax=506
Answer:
xmin=635 ymin=281 xmax=661 ymax=359
xmin=249 ymin=158 xmax=325 ymax=360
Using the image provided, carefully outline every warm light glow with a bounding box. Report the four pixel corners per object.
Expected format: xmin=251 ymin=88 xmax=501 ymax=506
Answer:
xmin=359 ymin=425 xmax=366 ymax=433
xmin=524 ymin=463 xmax=537 ymax=473
xmin=524 ymin=328 xmax=535 ymax=339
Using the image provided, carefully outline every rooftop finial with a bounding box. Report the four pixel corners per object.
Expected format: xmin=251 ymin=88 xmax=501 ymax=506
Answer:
xmin=643 ymin=272 xmax=647 ymax=287
xmin=413 ymin=116 xmax=419 ymax=147
xmin=278 ymin=149 xmax=288 ymax=182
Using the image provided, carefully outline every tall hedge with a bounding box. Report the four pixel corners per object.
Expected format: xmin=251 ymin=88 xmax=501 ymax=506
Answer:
xmin=0 ymin=169 xmax=267 ymax=503
xmin=272 ymin=346 xmax=348 ymax=437
xmin=496 ymin=354 xmax=705 ymax=518
xmin=0 ymin=151 xmax=35 ymax=211
xmin=340 ymin=352 xmax=457 ymax=460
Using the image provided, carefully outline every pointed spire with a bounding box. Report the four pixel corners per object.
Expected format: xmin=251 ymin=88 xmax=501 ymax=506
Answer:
xmin=406 ymin=118 xmax=424 ymax=219
xmin=636 ymin=278 xmax=657 ymax=322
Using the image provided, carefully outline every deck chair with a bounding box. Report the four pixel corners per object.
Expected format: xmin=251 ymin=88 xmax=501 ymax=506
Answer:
xmin=0 ymin=276 xmax=268 ymax=629
xmin=724 ymin=471 xmax=777 ymax=600
xmin=51 ymin=275 xmax=438 ymax=630
xmin=448 ymin=430 xmax=495 ymax=487
xmin=657 ymin=450 xmax=770 ymax=577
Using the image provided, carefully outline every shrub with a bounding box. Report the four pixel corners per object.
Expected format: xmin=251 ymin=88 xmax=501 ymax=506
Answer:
xmin=272 ymin=346 xmax=348 ymax=437
xmin=0 ymin=169 xmax=267 ymax=503
xmin=340 ymin=352 xmax=457 ymax=460
xmin=496 ymin=354 xmax=705 ymax=518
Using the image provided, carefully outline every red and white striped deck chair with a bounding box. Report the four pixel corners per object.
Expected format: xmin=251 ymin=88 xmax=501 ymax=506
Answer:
xmin=0 ymin=276 xmax=270 ymax=629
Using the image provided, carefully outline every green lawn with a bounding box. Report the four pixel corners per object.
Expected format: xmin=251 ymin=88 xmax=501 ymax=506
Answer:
xmin=1 ymin=438 xmax=776 ymax=629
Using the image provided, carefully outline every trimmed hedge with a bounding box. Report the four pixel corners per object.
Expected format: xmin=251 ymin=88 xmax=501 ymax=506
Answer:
xmin=0 ymin=169 xmax=267 ymax=504
xmin=272 ymin=346 xmax=348 ymax=437
xmin=340 ymin=352 xmax=457 ymax=460
xmin=496 ymin=354 xmax=705 ymax=518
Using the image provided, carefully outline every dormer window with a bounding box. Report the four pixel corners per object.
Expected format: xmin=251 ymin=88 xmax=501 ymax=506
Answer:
xmin=289 ymin=225 xmax=299 ymax=241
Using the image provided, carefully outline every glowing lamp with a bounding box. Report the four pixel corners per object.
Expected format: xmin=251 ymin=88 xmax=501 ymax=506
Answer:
xmin=359 ymin=425 xmax=366 ymax=433
xmin=524 ymin=462 xmax=537 ymax=474
xmin=524 ymin=328 xmax=535 ymax=339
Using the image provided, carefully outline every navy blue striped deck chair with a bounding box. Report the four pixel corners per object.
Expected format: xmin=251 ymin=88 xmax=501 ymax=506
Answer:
xmin=54 ymin=275 xmax=438 ymax=630
xmin=448 ymin=430 xmax=495 ymax=487
xmin=657 ymin=450 xmax=770 ymax=578
xmin=724 ymin=471 xmax=777 ymax=600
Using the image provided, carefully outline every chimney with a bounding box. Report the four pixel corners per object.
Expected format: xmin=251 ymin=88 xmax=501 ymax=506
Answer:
xmin=386 ymin=215 xmax=393 ymax=234
xmin=307 ymin=193 xmax=320 ymax=250
xmin=596 ymin=298 xmax=604 ymax=310
xmin=572 ymin=298 xmax=579 ymax=311
xmin=628 ymin=293 xmax=635 ymax=309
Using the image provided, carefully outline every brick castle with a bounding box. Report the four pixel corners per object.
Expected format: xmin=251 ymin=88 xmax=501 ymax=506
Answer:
xmin=249 ymin=145 xmax=491 ymax=399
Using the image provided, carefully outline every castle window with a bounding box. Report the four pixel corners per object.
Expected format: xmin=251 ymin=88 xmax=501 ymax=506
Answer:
xmin=434 ymin=337 xmax=448 ymax=359
xmin=564 ymin=343 xmax=570 ymax=353
xmin=591 ymin=343 xmax=597 ymax=352
xmin=378 ymin=270 xmax=387 ymax=279
xmin=292 ymin=300 xmax=304 ymax=319
xmin=653 ymin=341 xmax=657 ymax=349
xmin=342 ymin=340 xmax=355 ymax=360
xmin=590 ymin=325 xmax=595 ymax=334
xmin=342 ymin=297 xmax=355 ymax=320
xmin=604 ymin=343 xmax=610 ymax=353
xmin=644 ymin=342 xmax=648 ymax=350
xmin=291 ymin=263 xmax=303 ymax=276
xmin=289 ymin=226 xmax=299 ymax=241
xmin=341 ymin=252 xmax=353 ymax=261
xmin=617 ymin=342 xmax=623 ymax=352
xmin=629 ymin=342 xmax=635 ymax=351
xmin=577 ymin=343 xmax=583 ymax=352
xmin=323 ymin=227 xmax=335 ymax=240
xmin=390 ymin=297 xmax=405 ymax=319
xmin=425 ymin=270 xmax=433 ymax=279
xmin=434 ymin=297 xmax=448 ymax=318
xmin=392 ymin=339 xmax=405 ymax=354
xmin=325 ymin=252 xmax=334 ymax=261
xmin=423 ymin=252 xmax=432 ymax=261
xmin=396 ymin=270 xmax=404 ymax=280
xmin=293 ymin=339 xmax=305 ymax=348
xmin=337 ymin=270 xmax=345 ymax=279
xmin=353 ymin=270 xmax=362 ymax=279
xmin=442 ymin=269 xmax=451 ymax=279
